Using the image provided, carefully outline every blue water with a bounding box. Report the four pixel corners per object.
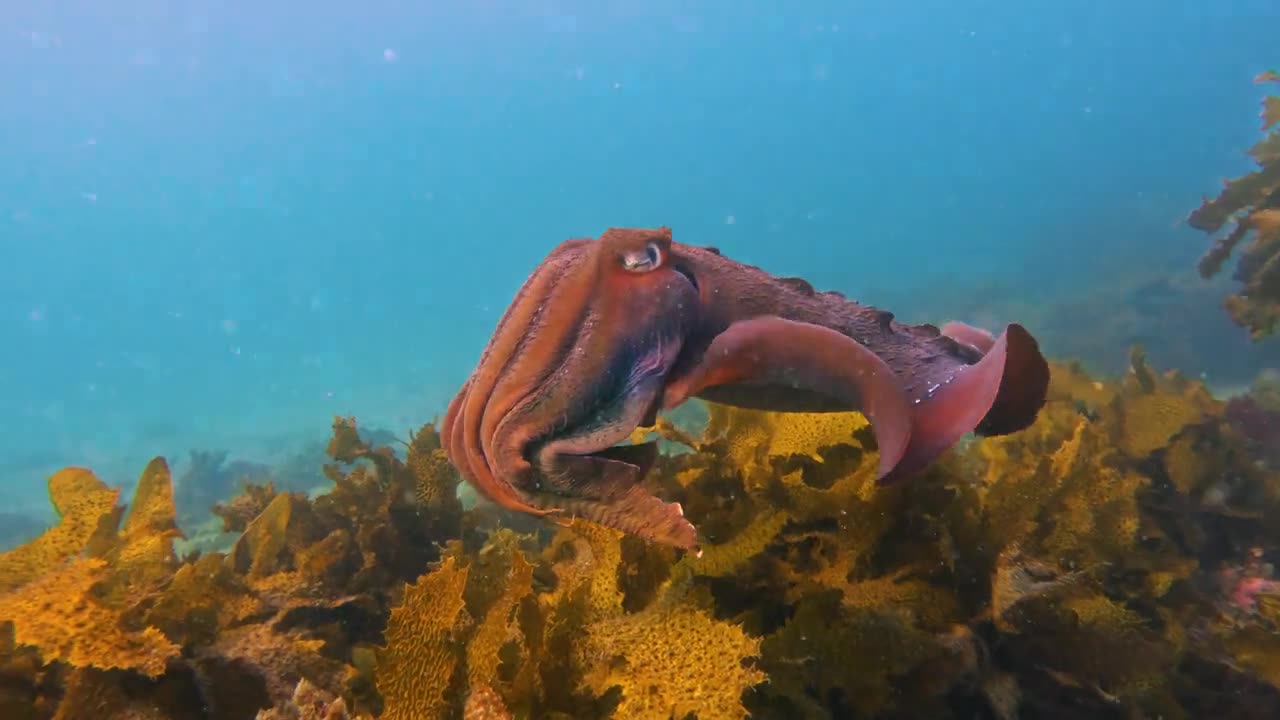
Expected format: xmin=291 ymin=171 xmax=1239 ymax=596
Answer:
xmin=2 ymin=1 xmax=1278 ymax=516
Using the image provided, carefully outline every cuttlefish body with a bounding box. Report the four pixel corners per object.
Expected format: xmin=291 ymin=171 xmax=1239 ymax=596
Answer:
xmin=443 ymin=227 xmax=1050 ymax=554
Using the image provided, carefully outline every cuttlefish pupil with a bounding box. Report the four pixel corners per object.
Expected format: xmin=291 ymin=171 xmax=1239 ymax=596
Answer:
xmin=621 ymin=241 xmax=663 ymax=272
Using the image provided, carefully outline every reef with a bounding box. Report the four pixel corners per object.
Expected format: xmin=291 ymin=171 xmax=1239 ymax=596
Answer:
xmin=1191 ymin=70 xmax=1280 ymax=340
xmin=3 ymin=345 xmax=1280 ymax=719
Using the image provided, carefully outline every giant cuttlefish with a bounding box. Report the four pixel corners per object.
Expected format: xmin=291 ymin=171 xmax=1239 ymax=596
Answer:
xmin=442 ymin=227 xmax=1050 ymax=554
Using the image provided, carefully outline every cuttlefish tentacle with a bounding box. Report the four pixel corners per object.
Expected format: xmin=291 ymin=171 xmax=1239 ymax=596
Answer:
xmin=443 ymin=226 xmax=1051 ymax=551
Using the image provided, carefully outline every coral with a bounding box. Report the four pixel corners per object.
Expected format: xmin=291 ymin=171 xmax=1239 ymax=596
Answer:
xmin=1191 ymin=71 xmax=1280 ymax=339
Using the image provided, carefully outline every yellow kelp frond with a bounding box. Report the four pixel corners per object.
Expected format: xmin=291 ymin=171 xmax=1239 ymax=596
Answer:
xmin=0 ymin=557 xmax=178 ymax=678
xmin=102 ymin=457 xmax=183 ymax=600
xmin=465 ymin=551 xmax=534 ymax=693
xmin=376 ymin=556 xmax=471 ymax=720
xmin=407 ymin=421 xmax=463 ymax=513
xmin=0 ymin=468 xmax=120 ymax=593
xmin=577 ymin=598 xmax=765 ymax=720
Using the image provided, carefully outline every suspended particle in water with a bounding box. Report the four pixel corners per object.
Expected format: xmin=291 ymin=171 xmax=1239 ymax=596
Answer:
xmin=383 ymin=48 xmax=397 ymax=63
xmin=28 ymin=31 xmax=60 ymax=49
xmin=725 ymin=215 xmax=736 ymax=225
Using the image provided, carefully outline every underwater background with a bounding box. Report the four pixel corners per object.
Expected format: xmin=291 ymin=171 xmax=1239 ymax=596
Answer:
xmin=6 ymin=2 xmax=1280 ymax=719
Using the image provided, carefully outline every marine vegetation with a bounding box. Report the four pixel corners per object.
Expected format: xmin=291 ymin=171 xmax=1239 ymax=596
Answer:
xmin=4 ymin=342 xmax=1280 ymax=718
xmin=1191 ymin=70 xmax=1280 ymax=339
xmin=443 ymin=226 xmax=1049 ymax=552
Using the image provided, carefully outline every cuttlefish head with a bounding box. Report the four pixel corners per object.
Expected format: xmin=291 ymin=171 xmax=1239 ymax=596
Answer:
xmin=442 ymin=227 xmax=703 ymax=551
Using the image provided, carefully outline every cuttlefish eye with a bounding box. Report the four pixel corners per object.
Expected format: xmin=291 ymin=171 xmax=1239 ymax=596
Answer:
xmin=621 ymin=241 xmax=663 ymax=272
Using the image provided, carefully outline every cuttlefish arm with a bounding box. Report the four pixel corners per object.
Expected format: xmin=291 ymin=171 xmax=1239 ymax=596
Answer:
xmin=442 ymin=228 xmax=703 ymax=550
xmin=661 ymin=316 xmax=915 ymax=478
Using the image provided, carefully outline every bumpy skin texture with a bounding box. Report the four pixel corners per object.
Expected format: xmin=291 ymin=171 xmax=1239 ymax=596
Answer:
xmin=443 ymin=227 xmax=1051 ymax=553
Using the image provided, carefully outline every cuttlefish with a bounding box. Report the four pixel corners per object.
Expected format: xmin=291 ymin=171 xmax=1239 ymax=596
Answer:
xmin=442 ymin=227 xmax=1050 ymax=554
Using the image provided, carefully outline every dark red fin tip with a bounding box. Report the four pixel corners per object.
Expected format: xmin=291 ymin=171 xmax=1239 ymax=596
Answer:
xmin=972 ymin=323 xmax=1050 ymax=436
xmin=877 ymin=322 xmax=1049 ymax=485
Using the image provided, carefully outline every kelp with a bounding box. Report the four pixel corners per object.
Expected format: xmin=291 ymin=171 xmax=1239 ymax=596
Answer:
xmin=1192 ymin=70 xmax=1280 ymax=339
xmin=3 ymin=346 xmax=1280 ymax=718
xmin=0 ymin=419 xmax=468 ymax=719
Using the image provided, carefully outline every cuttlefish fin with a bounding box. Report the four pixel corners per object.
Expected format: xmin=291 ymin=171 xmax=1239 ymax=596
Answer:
xmin=537 ymin=443 xmax=700 ymax=553
xmin=661 ymin=316 xmax=914 ymax=480
xmin=940 ymin=320 xmax=997 ymax=354
xmin=964 ymin=323 xmax=1050 ymax=436
xmin=875 ymin=321 xmax=1049 ymax=485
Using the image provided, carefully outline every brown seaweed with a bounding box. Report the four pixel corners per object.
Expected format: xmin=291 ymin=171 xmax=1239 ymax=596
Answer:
xmin=1191 ymin=71 xmax=1280 ymax=339
xmin=1 ymin=347 xmax=1279 ymax=718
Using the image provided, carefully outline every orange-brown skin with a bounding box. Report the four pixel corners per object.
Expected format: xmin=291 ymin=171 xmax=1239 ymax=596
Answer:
xmin=442 ymin=227 xmax=1050 ymax=553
